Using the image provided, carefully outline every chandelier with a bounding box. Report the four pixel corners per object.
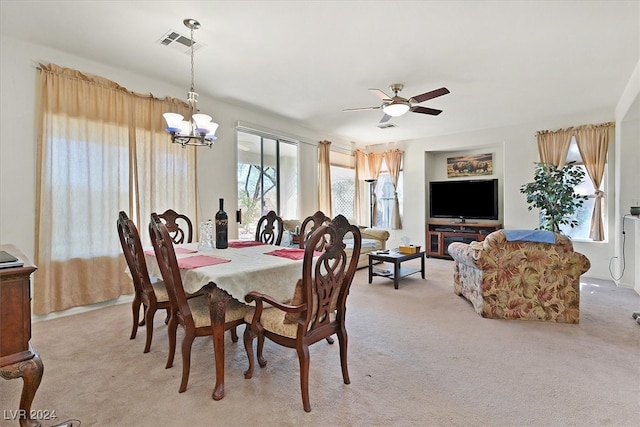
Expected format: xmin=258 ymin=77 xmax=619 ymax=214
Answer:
xmin=163 ymin=18 xmax=218 ymax=148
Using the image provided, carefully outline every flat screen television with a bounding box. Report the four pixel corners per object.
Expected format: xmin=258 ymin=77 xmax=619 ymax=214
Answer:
xmin=429 ymin=179 xmax=499 ymax=220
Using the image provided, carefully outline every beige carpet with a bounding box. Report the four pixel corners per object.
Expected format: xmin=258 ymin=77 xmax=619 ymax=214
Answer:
xmin=1 ymin=258 xmax=639 ymax=427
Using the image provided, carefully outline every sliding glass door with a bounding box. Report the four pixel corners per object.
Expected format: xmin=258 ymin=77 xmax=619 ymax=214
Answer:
xmin=237 ymin=129 xmax=298 ymax=239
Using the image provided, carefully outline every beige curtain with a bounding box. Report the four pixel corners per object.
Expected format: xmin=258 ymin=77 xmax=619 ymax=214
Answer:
xmin=34 ymin=64 xmax=195 ymax=314
xmin=574 ymin=122 xmax=613 ymax=241
xmin=354 ymin=149 xmax=367 ymax=225
xmin=383 ymin=149 xmax=403 ymax=229
xmin=318 ymin=140 xmax=332 ymax=217
xmin=129 ymin=95 xmax=198 ymax=238
xmin=537 ymin=128 xmax=572 ymax=167
xmin=367 ymin=152 xmax=384 ymax=226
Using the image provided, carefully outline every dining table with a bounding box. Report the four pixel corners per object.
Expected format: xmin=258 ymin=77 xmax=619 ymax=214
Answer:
xmin=144 ymin=240 xmax=308 ymax=400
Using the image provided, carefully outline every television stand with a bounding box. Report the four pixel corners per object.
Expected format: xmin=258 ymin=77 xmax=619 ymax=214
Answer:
xmin=426 ymin=221 xmax=501 ymax=259
xmin=455 ymin=217 xmax=472 ymax=224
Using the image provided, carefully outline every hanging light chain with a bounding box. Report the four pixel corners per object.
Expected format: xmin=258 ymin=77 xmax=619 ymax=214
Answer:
xmin=187 ymin=20 xmax=198 ymax=109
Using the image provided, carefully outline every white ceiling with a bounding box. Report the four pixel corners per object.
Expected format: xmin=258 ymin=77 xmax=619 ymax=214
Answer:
xmin=1 ymin=1 xmax=638 ymax=145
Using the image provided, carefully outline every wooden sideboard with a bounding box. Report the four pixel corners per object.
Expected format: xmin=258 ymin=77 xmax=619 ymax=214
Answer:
xmin=0 ymin=244 xmax=43 ymax=427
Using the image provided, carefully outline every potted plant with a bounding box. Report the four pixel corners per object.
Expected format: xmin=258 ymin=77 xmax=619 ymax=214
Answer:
xmin=520 ymin=161 xmax=588 ymax=233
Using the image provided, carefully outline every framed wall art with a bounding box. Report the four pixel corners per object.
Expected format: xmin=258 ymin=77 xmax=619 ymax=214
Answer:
xmin=447 ymin=153 xmax=493 ymax=178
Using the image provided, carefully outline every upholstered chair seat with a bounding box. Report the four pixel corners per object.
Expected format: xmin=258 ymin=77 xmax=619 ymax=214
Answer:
xmin=243 ymin=307 xmax=336 ymax=339
xmin=150 ymin=280 xmax=170 ymax=304
xmin=186 ymin=296 xmax=251 ymax=328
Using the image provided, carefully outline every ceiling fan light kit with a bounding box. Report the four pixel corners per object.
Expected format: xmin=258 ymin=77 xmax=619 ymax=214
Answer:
xmin=382 ymin=101 xmax=410 ymax=117
xmin=344 ymin=83 xmax=449 ymax=124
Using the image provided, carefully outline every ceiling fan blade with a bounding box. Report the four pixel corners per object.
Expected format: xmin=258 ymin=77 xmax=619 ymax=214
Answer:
xmin=342 ymin=106 xmax=381 ymax=112
xmin=409 ymin=87 xmax=450 ymax=104
xmin=411 ymin=106 xmax=443 ymax=116
xmin=379 ymin=114 xmax=392 ymax=123
xmin=369 ymin=88 xmax=392 ymax=101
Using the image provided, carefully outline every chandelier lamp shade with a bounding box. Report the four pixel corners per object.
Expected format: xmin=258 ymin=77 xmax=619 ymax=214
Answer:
xmin=163 ymin=18 xmax=218 ymax=148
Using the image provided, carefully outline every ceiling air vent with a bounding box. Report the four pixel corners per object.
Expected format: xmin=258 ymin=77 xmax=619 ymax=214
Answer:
xmin=377 ymin=123 xmax=397 ymax=129
xmin=158 ymin=30 xmax=204 ymax=53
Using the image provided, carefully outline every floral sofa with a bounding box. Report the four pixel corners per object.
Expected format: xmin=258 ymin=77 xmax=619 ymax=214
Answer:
xmin=282 ymin=219 xmax=389 ymax=269
xmin=447 ymin=229 xmax=590 ymax=323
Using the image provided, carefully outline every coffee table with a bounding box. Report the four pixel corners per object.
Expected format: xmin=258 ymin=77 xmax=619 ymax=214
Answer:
xmin=368 ymin=249 xmax=425 ymax=289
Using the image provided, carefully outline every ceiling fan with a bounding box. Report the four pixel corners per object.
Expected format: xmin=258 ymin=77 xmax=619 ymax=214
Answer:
xmin=343 ymin=83 xmax=450 ymax=123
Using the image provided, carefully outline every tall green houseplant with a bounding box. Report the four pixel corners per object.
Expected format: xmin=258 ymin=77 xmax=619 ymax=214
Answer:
xmin=520 ymin=162 xmax=588 ymax=233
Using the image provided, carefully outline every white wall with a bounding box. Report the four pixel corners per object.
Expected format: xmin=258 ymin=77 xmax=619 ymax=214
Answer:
xmin=614 ymin=60 xmax=640 ymax=292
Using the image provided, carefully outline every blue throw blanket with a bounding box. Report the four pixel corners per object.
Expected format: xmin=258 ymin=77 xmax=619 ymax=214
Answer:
xmin=503 ymin=229 xmax=556 ymax=244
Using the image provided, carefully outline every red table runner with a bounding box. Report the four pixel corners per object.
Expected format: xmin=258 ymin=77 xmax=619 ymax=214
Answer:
xmin=177 ymin=255 xmax=231 ymax=269
xmin=265 ymin=248 xmax=320 ymax=260
xmin=227 ymin=240 xmax=266 ymax=248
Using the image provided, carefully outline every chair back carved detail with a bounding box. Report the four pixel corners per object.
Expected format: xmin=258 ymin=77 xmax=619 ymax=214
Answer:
xmin=255 ymin=210 xmax=284 ymax=245
xmin=299 ymin=210 xmax=331 ymax=251
xmin=158 ymin=209 xmax=193 ymax=244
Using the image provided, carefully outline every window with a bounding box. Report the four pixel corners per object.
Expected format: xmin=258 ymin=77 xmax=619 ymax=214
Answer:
xmin=330 ymin=165 xmax=355 ymax=220
xmin=35 ymin=63 xmax=195 ymax=314
xmin=237 ymin=129 xmax=298 ymax=239
xmin=559 ymin=137 xmax=607 ymax=240
xmin=373 ymin=167 xmax=403 ymax=229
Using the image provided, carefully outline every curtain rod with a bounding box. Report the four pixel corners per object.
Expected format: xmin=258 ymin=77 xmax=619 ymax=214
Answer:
xmin=536 ymin=121 xmax=615 ymax=136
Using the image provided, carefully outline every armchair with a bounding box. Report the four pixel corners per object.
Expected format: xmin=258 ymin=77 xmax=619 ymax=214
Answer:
xmin=243 ymin=215 xmax=361 ymax=412
xmin=447 ymin=229 xmax=590 ymax=323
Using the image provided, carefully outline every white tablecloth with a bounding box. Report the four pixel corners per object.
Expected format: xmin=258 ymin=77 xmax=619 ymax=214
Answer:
xmin=144 ymin=242 xmax=303 ymax=303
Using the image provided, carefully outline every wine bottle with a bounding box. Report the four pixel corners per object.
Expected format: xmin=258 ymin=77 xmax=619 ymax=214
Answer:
xmin=215 ymin=198 xmax=228 ymax=249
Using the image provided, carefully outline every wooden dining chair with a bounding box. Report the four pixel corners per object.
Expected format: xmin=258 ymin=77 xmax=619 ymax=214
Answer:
xmin=158 ymin=209 xmax=193 ymax=244
xmin=299 ymin=210 xmax=335 ymax=344
xmin=149 ymin=212 xmax=251 ymax=393
xmin=117 ymin=211 xmax=171 ymax=353
xmin=298 ymin=210 xmax=331 ymax=250
xmin=243 ymin=214 xmax=362 ymax=412
xmin=255 ymin=210 xmax=284 ymax=245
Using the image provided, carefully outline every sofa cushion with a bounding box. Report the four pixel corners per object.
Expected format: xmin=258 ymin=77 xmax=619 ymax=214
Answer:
xmin=345 ymin=238 xmax=378 ymax=249
xmin=282 ymin=219 xmax=301 ymax=232
xmin=361 ymin=228 xmax=390 ymax=241
xmin=282 ymin=219 xmax=390 ymax=270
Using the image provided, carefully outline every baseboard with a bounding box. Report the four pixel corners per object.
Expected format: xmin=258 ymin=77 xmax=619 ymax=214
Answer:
xmin=32 ymin=294 xmax=133 ymax=323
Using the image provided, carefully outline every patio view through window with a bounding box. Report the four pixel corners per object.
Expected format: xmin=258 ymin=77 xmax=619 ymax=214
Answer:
xmin=236 ymin=129 xmax=298 ymax=239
